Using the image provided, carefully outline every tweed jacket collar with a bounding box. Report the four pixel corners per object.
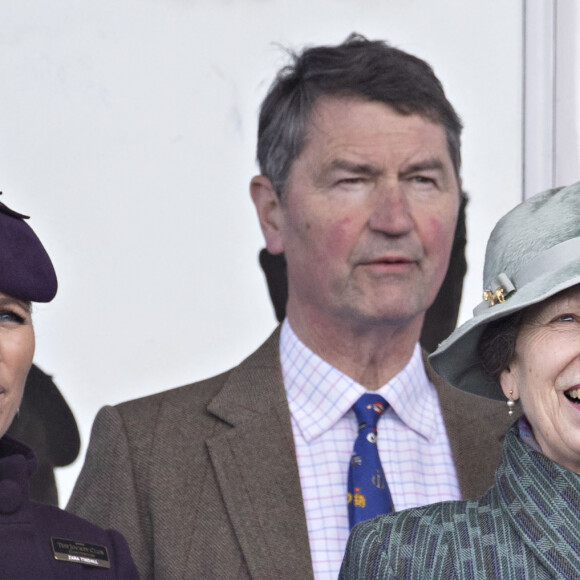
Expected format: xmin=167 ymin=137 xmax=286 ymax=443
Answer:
xmin=497 ymin=425 xmax=580 ymax=578
xmin=205 ymin=327 xmax=315 ymax=580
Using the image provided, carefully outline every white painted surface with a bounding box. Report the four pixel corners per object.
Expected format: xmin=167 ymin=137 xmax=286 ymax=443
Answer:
xmin=523 ymin=0 xmax=555 ymax=197
xmin=0 ymin=0 xmax=523 ymax=506
xmin=554 ymin=0 xmax=580 ymax=188
xmin=524 ymin=0 xmax=580 ymax=198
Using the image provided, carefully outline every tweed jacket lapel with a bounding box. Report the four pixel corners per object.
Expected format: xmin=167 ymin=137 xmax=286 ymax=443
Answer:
xmin=205 ymin=329 xmax=315 ymax=580
xmin=424 ymin=352 xmax=516 ymax=499
xmin=497 ymin=429 xmax=580 ymax=577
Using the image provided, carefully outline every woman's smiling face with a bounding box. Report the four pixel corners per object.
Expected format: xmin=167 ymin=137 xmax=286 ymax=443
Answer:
xmin=0 ymin=292 xmax=34 ymax=438
xmin=500 ymin=284 xmax=580 ymax=474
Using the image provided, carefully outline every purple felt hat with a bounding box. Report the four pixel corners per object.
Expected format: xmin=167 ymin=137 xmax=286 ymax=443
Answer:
xmin=0 ymin=196 xmax=57 ymax=302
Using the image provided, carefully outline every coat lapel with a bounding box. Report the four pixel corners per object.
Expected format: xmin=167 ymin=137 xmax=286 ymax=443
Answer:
xmin=206 ymin=330 xmax=314 ymax=580
xmin=498 ymin=429 xmax=580 ymax=578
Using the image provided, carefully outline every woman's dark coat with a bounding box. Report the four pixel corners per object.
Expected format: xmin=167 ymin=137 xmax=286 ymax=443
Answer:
xmin=0 ymin=436 xmax=139 ymax=579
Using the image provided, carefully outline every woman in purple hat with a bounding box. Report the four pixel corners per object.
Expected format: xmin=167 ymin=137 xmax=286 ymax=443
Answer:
xmin=0 ymin=196 xmax=140 ymax=578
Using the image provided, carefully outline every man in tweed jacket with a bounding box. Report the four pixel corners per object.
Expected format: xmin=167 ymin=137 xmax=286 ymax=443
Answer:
xmin=68 ymin=35 xmax=515 ymax=579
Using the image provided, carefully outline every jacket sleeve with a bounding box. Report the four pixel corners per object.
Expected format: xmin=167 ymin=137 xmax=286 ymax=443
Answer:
xmin=67 ymin=406 xmax=153 ymax=580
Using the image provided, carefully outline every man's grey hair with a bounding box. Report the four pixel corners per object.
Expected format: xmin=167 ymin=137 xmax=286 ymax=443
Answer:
xmin=256 ymin=33 xmax=463 ymax=197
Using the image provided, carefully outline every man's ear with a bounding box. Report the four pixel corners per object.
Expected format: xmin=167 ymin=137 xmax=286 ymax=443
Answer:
xmin=250 ymin=175 xmax=285 ymax=255
xmin=499 ymin=364 xmax=520 ymax=402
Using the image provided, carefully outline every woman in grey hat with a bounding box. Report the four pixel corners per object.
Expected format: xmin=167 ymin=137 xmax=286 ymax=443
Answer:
xmin=0 ymin=196 xmax=140 ymax=578
xmin=339 ymin=182 xmax=580 ymax=580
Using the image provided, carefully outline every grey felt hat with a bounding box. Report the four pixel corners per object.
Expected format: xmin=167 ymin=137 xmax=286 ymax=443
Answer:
xmin=429 ymin=182 xmax=580 ymax=400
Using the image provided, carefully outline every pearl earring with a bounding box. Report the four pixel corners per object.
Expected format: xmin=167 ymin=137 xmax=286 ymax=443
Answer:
xmin=507 ymin=390 xmax=515 ymax=416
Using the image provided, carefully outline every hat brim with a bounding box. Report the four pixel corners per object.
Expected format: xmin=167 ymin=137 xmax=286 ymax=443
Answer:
xmin=429 ymin=261 xmax=580 ymax=400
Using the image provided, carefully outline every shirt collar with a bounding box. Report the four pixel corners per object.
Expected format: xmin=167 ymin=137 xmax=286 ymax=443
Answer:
xmin=280 ymin=319 xmax=439 ymax=443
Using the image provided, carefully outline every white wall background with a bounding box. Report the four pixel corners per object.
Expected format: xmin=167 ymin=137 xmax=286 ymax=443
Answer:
xmin=552 ymin=0 xmax=580 ymax=188
xmin=0 ymin=0 xmax=525 ymax=506
xmin=524 ymin=0 xmax=580 ymax=197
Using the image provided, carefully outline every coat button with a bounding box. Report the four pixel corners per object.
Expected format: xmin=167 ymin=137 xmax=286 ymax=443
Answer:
xmin=0 ymin=480 xmax=25 ymax=514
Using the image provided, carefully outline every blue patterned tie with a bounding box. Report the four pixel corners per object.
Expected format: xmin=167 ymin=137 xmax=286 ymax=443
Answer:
xmin=347 ymin=393 xmax=393 ymax=529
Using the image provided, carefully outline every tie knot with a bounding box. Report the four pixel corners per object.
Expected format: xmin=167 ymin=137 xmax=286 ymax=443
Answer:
xmin=353 ymin=393 xmax=388 ymax=429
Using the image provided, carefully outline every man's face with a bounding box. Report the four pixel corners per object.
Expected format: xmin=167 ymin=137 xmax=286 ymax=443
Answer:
xmin=255 ymin=97 xmax=460 ymax=333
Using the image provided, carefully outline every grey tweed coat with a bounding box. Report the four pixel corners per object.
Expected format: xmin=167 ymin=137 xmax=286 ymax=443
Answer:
xmin=340 ymin=423 xmax=580 ymax=580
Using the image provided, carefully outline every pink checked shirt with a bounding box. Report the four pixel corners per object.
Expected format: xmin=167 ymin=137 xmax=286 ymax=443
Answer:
xmin=280 ymin=319 xmax=460 ymax=580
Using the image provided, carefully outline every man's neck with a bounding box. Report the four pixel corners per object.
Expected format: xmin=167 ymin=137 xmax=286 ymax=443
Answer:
xmin=286 ymin=308 xmax=424 ymax=391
